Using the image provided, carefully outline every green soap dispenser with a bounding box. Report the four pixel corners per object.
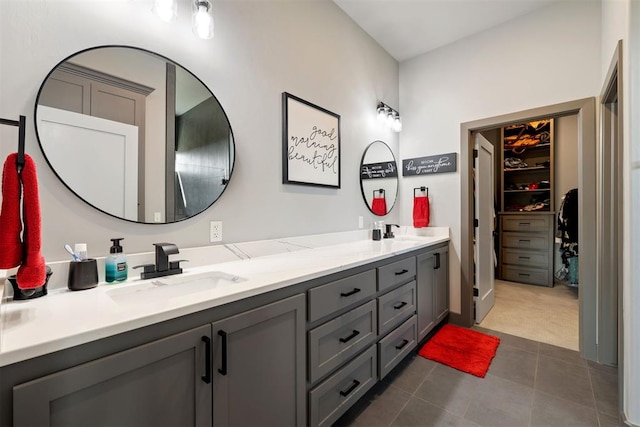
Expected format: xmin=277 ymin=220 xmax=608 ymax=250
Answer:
xmin=106 ymin=238 xmax=128 ymax=283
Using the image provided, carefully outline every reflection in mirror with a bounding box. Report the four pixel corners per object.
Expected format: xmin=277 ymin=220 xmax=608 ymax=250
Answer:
xmin=359 ymin=141 xmax=398 ymax=216
xmin=35 ymin=46 xmax=234 ymax=224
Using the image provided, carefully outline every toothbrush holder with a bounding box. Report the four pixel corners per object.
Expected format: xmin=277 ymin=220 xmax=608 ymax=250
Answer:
xmin=68 ymin=259 xmax=99 ymax=291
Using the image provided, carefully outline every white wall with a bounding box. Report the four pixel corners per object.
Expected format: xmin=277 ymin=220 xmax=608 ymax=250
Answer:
xmin=0 ymin=0 xmax=400 ymax=261
xmin=399 ymin=1 xmax=601 ymax=314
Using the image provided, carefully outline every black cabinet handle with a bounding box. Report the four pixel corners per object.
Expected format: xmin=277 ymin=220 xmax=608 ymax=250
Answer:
xmin=339 ymin=379 xmax=361 ymax=397
xmin=394 ymin=269 xmax=409 ymax=276
xmin=518 ymin=256 xmax=531 ymax=260
xmin=340 ymin=288 xmax=361 ymax=297
xmin=435 ymin=252 xmax=441 ymax=269
xmin=393 ymin=301 xmax=407 ymax=310
xmin=218 ymin=330 xmax=227 ymax=376
xmin=339 ymin=329 xmax=360 ymax=343
xmin=518 ymin=273 xmax=531 ymax=277
xmin=395 ymin=339 xmax=409 ymax=350
xmin=201 ymin=336 xmax=211 ymax=384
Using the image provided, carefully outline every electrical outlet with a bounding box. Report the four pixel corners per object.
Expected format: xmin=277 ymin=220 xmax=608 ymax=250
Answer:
xmin=154 ymin=212 xmax=162 ymax=222
xmin=358 ymin=216 xmax=364 ymax=229
xmin=210 ymin=221 xmax=222 ymax=242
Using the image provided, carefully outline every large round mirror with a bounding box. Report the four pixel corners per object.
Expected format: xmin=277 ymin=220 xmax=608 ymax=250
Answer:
xmin=359 ymin=141 xmax=398 ymax=216
xmin=35 ymin=46 xmax=235 ymax=224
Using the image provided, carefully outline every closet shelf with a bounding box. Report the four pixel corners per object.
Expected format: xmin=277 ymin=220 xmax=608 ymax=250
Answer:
xmin=504 ymin=189 xmax=550 ymax=194
xmin=504 ymin=166 xmax=549 ymax=172
xmin=503 ymin=143 xmax=551 ymax=153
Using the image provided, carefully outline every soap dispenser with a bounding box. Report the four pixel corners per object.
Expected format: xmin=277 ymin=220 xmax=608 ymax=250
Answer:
xmin=106 ymin=238 xmax=128 ymax=283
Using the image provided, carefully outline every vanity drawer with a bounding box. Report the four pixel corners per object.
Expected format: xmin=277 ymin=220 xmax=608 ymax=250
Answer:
xmin=308 ymin=300 xmax=377 ymax=383
xmin=377 ymin=257 xmax=416 ymax=292
xmin=502 ymin=232 xmax=548 ymax=250
xmin=502 ymin=215 xmax=550 ymax=232
xmin=377 ymin=281 xmax=416 ymax=336
xmin=502 ymin=248 xmax=549 ymax=268
xmin=308 ymin=270 xmax=377 ymax=323
xmin=308 ymin=345 xmax=377 ymax=427
xmin=501 ymin=265 xmax=549 ymax=286
xmin=378 ymin=315 xmax=417 ymax=380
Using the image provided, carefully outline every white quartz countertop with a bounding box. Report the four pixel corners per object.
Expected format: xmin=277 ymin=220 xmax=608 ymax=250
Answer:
xmin=0 ymin=228 xmax=449 ymax=367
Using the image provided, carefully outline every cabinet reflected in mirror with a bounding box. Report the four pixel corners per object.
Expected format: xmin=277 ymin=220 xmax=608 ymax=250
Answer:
xmin=359 ymin=141 xmax=398 ymax=216
xmin=35 ymin=46 xmax=235 ymax=224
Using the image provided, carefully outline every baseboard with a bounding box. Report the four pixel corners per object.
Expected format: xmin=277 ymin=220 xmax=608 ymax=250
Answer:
xmin=623 ymin=412 xmax=639 ymax=427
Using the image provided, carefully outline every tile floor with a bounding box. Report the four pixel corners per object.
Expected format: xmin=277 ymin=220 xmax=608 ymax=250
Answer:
xmin=335 ymin=327 xmax=619 ymax=427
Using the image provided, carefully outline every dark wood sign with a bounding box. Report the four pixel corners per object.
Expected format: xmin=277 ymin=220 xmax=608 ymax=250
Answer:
xmin=402 ymin=152 xmax=457 ymax=176
xmin=360 ymin=161 xmax=398 ymax=179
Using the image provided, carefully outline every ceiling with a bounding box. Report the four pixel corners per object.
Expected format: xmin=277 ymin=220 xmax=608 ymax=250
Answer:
xmin=332 ymin=0 xmax=560 ymax=62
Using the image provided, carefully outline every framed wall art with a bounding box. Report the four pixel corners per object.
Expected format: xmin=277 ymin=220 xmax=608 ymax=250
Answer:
xmin=282 ymin=92 xmax=341 ymax=188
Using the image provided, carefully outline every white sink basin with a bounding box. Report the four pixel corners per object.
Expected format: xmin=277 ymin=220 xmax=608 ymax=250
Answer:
xmin=107 ymin=271 xmax=247 ymax=306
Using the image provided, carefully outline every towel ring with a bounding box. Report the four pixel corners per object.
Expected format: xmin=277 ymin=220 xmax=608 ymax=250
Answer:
xmin=373 ymin=188 xmax=385 ymax=198
xmin=413 ymin=187 xmax=428 ymax=197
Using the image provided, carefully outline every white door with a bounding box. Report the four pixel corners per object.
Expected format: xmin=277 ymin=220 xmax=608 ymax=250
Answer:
xmin=37 ymin=105 xmax=138 ymax=221
xmin=474 ymin=133 xmax=495 ymax=323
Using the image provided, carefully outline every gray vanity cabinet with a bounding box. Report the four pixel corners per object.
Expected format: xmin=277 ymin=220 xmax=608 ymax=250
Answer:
xmin=12 ymin=325 xmax=212 ymax=427
xmin=417 ymin=243 xmax=449 ymax=342
xmin=210 ymin=293 xmax=306 ymax=427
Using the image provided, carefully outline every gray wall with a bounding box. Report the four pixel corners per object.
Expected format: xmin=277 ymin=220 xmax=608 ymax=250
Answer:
xmin=0 ymin=0 xmax=400 ymax=261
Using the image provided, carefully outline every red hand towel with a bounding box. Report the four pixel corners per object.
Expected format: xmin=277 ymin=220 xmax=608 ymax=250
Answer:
xmin=413 ymin=196 xmax=430 ymax=228
xmin=371 ymin=197 xmax=387 ymax=216
xmin=0 ymin=153 xmax=23 ymax=269
xmin=16 ymin=154 xmax=46 ymax=289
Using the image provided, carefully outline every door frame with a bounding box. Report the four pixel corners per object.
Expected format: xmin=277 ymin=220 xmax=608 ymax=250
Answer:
xmin=458 ymin=98 xmax=597 ymax=360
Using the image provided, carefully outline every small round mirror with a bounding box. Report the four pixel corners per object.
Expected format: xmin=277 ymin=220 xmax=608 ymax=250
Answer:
xmin=359 ymin=141 xmax=398 ymax=216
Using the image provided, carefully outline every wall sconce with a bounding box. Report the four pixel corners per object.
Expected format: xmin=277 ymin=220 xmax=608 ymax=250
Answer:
xmin=152 ymin=0 xmax=214 ymax=40
xmin=152 ymin=0 xmax=178 ymax=22
xmin=193 ymin=0 xmax=214 ymax=40
xmin=376 ymin=102 xmax=402 ymax=132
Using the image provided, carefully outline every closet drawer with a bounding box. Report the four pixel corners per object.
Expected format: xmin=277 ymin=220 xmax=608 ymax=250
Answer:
xmin=308 ymin=300 xmax=377 ymax=383
xmin=502 ymin=233 xmax=548 ymax=250
xmin=502 ymin=248 xmax=549 ymax=268
xmin=377 ymin=281 xmax=416 ymax=336
xmin=308 ymin=345 xmax=377 ymax=427
xmin=308 ymin=270 xmax=377 ymax=323
xmin=502 ymin=215 xmax=550 ymax=232
xmin=377 ymin=257 xmax=416 ymax=292
xmin=501 ymin=265 xmax=549 ymax=286
xmin=378 ymin=316 xmax=417 ymax=380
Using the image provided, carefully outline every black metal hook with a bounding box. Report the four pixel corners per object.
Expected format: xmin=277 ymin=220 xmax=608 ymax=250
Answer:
xmin=373 ymin=188 xmax=385 ymax=199
xmin=413 ymin=186 xmax=428 ymax=197
xmin=1 ymin=115 xmax=26 ymax=173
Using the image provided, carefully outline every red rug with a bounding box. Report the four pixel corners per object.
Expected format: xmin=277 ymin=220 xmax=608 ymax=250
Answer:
xmin=418 ymin=324 xmax=500 ymax=378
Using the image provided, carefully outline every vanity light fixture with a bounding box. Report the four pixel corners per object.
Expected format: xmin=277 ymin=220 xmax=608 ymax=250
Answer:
xmin=193 ymin=0 xmax=214 ymax=39
xmin=152 ymin=0 xmax=178 ymax=22
xmin=376 ymin=102 xmax=402 ymax=133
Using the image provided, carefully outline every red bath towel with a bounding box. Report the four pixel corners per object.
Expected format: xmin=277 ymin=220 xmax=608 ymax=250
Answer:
xmin=16 ymin=154 xmax=46 ymax=289
xmin=413 ymin=196 xmax=429 ymax=228
xmin=371 ymin=197 xmax=387 ymax=216
xmin=0 ymin=153 xmax=23 ymax=269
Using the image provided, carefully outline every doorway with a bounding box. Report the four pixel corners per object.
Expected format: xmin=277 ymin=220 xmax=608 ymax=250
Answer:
xmin=459 ymin=98 xmax=598 ymax=360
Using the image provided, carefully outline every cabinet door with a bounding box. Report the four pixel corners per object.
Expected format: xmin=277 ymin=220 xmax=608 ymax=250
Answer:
xmin=416 ymin=250 xmax=436 ymax=342
xmin=434 ymin=247 xmax=449 ymax=323
xmin=211 ymin=294 xmax=306 ymax=427
xmin=13 ymin=325 xmax=212 ymax=427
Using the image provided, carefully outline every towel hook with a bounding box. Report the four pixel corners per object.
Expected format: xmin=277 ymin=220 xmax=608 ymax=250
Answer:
xmin=413 ymin=186 xmax=428 ymax=197
xmin=373 ymin=188 xmax=385 ymax=198
xmin=0 ymin=115 xmax=26 ymax=173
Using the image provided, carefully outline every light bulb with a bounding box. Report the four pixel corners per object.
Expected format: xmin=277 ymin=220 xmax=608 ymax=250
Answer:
xmin=193 ymin=1 xmax=214 ymax=39
xmin=377 ymin=104 xmax=387 ymax=122
xmin=152 ymin=0 xmax=177 ymax=22
xmin=387 ymin=111 xmax=396 ymax=126
xmin=393 ymin=116 xmax=402 ymax=132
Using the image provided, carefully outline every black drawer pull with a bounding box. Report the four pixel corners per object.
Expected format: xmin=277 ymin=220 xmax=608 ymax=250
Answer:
xmin=518 ymin=273 xmax=531 ymax=277
xmin=340 ymin=288 xmax=361 ymax=297
xmin=396 ymin=339 xmax=409 ymax=350
xmin=339 ymin=330 xmax=360 ymax=343
xmin=394 ymin=269 xmax=409 ymax=276
xmin=218 ymin=330 xmax=228 ymax=376
xmin=339 ymin=379 xmax=360 ymax=397
xmin=201 ymin=336 xmax=211 ymax=384
xmin=393 ymin=301 xmax=407 ymax=310
xmin=435 ymin=252 xmax=441 ymax=269
xmin=518 ymin=256 xmax=531 ymax=260
xmin=519 ymin=222 xmax=531 ymax=226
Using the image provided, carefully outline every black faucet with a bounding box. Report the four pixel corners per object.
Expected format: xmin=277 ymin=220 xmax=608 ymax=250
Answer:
xmin=133 ymin=243 xmax=187 ymax=280
xmin=384 ymin=224 xmax=400 ymax=239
